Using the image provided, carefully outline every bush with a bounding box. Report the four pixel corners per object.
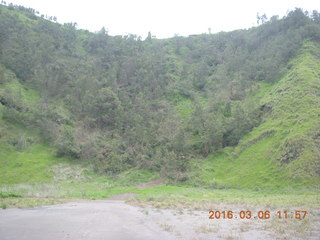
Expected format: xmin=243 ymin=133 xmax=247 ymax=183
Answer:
xmin=55 ymin=127 xmax=80 ymax=158
xmin=277 ymin=136 xmax=306 ymax=165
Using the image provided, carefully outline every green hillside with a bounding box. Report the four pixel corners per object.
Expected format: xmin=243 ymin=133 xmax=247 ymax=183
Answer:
xmin=0 ymin=3 xmax=319 ymax=191
xmin=193 ymin=42 xmax=320 ymax=188
xmin=0 ymin=65 xmax=65 ymax=184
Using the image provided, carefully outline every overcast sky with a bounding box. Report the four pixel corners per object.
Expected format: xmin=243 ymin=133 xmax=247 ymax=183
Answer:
xmin=7 ymin=0 xmax=320 ymax=38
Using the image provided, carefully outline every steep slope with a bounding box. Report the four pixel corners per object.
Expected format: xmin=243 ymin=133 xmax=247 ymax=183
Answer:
xmin=0 ymin=64 xmax=66 ymax=184
xmin=1 ymin=4 xmax=320 ymax=187
xmin=196 ymin=41 xmax=320 ymax=188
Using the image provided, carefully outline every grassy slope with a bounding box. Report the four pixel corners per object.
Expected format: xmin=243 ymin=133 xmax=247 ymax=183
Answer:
xmin=1 ymin=41 xmax=319 ymax=189
xmin=0 ymin=65 xmax=66 ymax=184
xmin=0 ymin=64 xmax=158 ymax=188
xmin=1 ymin=40 xmax=319 ymax=211
xmin=194 ymin=41 xmax=320 ymax=189
xmin=0 ymin=6 xmax=319 ymax=212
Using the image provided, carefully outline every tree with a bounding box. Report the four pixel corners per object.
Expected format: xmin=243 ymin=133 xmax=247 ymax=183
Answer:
xmin=145 ymin=31 xmax=152 ymax=41
xmin=312 ymin=10 xmax=320 ymax=24
xmin=88 ymin=88 xmax=122 ymax=128
xmin=55 ymin=127 xmax=80 ymax=158
xmin=257 ymin=13 xmax=267 ymax=24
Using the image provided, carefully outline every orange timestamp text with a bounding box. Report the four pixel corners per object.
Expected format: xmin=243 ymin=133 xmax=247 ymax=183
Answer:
xmin=208 ymin=210 xmax=307 ymax=220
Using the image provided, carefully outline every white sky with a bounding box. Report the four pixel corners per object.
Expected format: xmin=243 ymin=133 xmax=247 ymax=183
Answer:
xmin=7 ymin=0 xmax=320 ymax=38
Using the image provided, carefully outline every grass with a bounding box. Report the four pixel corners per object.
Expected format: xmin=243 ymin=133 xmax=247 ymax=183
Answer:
xmin=133 ymin=186 xmax=320 ymax=210
xmin=159 ymin=223 xmax=175 ymax=232
xmin=194 ymin=224 xmax=219 ymax=233
xmin=0 ymin=143 xmax=67 ymax=184
xmin=0 ymin=192 xmax=21 ymax=198
xmin=0 ymin=168 xmax=159 ymax=207
xmin=0 ymin=43 xmax=319 ymax=210
xmin=0 ymin=65 xmax=72 ymax=185
xmin=0 ymin=198 xmax=68 ymax=209
xmin=1 ymin=176 xmax=319 ymax=209
xmin=174 ymin=97 xmax=193 ymax=120
xmin=174 ymin=94 xmax=208 ymax=121
xmin=268 ymin=215 xmax=313 ymax=239
xmin=187 ymin=41 xmax=320 ymax=189
xmin=0 ymin=66 xmax=60 ymax=184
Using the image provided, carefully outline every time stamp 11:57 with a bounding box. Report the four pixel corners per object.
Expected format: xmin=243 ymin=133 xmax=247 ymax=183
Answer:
xmin=208 ymin=210 xmax=307 ymax=220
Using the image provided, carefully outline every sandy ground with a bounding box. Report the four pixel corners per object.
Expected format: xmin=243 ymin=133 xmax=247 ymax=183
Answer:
xmin=0 ymin=199 xmax=319 ymax=240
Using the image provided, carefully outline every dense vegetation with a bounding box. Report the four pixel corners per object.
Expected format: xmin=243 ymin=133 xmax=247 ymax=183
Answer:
xmin=0 ymin=3 xmax=319 ymax=186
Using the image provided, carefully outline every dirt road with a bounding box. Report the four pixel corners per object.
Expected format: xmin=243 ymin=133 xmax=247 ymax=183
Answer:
xmin=0 ymin=200 xmax=319 ymax=240
xmin=0 ymin=200 xmax=175 ymax=240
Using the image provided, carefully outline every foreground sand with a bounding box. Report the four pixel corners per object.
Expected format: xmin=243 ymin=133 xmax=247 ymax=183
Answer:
xmin=0 ymin=199 xmax=319 ymax=240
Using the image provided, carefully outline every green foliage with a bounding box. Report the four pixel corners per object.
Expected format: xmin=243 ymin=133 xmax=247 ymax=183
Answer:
xmin=0 ymin=135 xmax=65 ymax=184
xmin=192 ymin=42 xmax=320 ymax=188
xmin=0 ymin=192 xmax=22 ymax=198
xmin=103 ymin=152 xmax=130 ymax=174
xmin=277 ymin=136 xmax=307 ymax=165
xmin=8 ymin=134 xmax=34 ymax=151
xmin=87 ymin=87 xmax=122 ymax=128
xmin=116 ymin=169 xmax=158 ymax=185
xmin=55 ymin=127 xmax=80 ymax=158
xmin=0 ymin=4 xmax=319 ymax=188
xmin=136 ymin=186 xmax=320 ymax=209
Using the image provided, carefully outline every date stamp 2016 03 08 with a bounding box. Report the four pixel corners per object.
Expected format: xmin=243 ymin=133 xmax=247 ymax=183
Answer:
xmin=208 ymin=210 xmax=307 ymax=220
